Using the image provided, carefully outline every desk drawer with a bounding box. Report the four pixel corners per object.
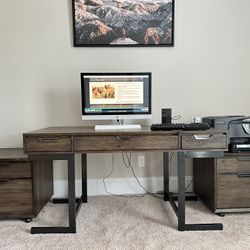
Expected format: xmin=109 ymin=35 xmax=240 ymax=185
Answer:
xmin=217 ymin=172 xmax=250 ymax=208
xmin=0 ymin=179 xmax=32 ymax=216
xmin=181 ymin=133 xmax=227 ymax=150
xmin=217 ymin=157 xmax=250 ymax=174
xmin=74 ymin=135 xmax=178 ymax=151
xmin=0 ymin=162 xmax=31 ymax=178
xmin=24 ymin=136 xmax=72 ymax=152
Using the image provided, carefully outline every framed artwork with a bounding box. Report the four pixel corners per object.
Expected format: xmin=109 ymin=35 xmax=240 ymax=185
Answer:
xmin=72 ymin=0 xmax=174 ymax=47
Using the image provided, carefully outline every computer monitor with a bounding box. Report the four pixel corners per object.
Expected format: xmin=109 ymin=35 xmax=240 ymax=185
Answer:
xmin=81 ymin=73 xmax=151 ymax=129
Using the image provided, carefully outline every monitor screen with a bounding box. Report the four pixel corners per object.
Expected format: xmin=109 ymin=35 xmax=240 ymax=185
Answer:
xmin=81 ymin=73 xmax=151 ymax=120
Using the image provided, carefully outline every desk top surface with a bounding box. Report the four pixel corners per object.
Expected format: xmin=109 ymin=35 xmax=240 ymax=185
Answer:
xmin=0 ymin=148 xmax=27 ymax=160
xmin=23 ymin=126 xmax=226 ymax=136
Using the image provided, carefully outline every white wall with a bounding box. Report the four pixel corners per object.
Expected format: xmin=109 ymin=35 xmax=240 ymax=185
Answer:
xmin=1 ymin=0 xmax=250 ymax=195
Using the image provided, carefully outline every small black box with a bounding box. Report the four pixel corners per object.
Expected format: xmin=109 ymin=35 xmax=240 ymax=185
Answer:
xmin=162 ymin=108 xmax=172 ymax=124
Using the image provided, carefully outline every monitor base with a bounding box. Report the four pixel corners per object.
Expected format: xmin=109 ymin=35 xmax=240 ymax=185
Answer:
xmin=95 ymin=124 xmax=141 ymax=131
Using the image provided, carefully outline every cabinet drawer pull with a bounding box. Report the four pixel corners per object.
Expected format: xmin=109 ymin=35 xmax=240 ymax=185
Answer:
xmin=219 ymin=172 xmax=235 ymax=176
xmin=0 ymin=178 xmax=9 ymax=183
xmin=236 ymin=157 xmax=250 ymax=162
xmin=0 ymin=163 xmax=10 ymax=167
xmin=116 ymin=135 xmax=137 ymax=141
xmin=220 ymin=172 xmax=250 ymax=178
xmin=237 ymin=173 xmax=250 ymax=178
xmin=38 ymin=137 xmax=59 ymax=143
xmin=193 ymin=134 xmax=212 ymax=140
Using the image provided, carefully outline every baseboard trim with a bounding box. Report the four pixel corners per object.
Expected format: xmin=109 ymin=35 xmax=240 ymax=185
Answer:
xmin=52 ymin=176 xmax=193 ymax=198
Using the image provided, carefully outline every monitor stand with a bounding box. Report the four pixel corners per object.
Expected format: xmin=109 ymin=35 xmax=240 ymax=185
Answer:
xmin=95 ymin=120 xmax=141 ymax=131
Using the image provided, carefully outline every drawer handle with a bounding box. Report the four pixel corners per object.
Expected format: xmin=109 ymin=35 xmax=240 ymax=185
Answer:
xmin=221 ymin=172 xmax=250 ymax=179
xmin=237 ymin=173 xmax=250 ymax=178
xmin=0 ymin=163 xmax=10 ymax=167
xmin=236 ymin=157 xmax=250 ymax=162
xmin=116 ymin=135 xmax=137 ymax=141
xmin=0 ymin=178 xmax=9 ymax=183
xmin=38 ymin=137 xmax=59 ymax=143
xmin=193 ymin=134 xmax=212 ymax=140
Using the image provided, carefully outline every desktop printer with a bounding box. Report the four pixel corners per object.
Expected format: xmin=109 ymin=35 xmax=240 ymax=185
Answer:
xmin=202 ymin=115 xmax=250 ymax=153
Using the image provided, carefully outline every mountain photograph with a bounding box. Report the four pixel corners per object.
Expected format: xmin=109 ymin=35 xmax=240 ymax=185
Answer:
xmin=73 ymin=0 xmax=174 ymax=46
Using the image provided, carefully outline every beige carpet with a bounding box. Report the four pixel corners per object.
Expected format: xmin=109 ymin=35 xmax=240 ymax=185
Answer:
xmin=0 ymin=195 xmax=250 ymax=250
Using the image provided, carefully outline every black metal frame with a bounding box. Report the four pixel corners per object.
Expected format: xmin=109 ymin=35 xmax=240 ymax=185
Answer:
xmin=28 ymin=153 xmax=88 ymax=234
xmin=28 ymin=150 xmax=224 ymax=233
xmin=72 ymin=0 xmax=175 ymax=47
xmin=164 ymin=151 xmax=224 ymax=231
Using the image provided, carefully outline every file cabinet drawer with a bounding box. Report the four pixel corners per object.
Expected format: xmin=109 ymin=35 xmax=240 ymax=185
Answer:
xmin=217 ymin=172 xmax=250 ymax=208
xmin=0 ymin=179 xmax=33 ymax=215
xmin=194 ymin=154 xmax=250 ymax=213
xmin=24 ymin=136 xmax=72 ymax=152
xmin=0 ymin=148 xmax=53 ymax=220
xmin=182 ymin=133 xmax=227 ymax=150
xmin=0 ymin=162 xmax=31 ymax=178
xmin=217 ymin=157 xmax=250 ymax=174
xmin=74 ymin=135 xmax=179 ymax=152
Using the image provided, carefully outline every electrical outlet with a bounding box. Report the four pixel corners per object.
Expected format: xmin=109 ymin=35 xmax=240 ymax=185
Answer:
xmin=138 ymin=155 xmax=145 ymax=168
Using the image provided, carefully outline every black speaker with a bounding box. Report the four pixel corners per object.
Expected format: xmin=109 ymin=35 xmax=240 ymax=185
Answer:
xmin=161 ymin=108 xmax=172 ymax=124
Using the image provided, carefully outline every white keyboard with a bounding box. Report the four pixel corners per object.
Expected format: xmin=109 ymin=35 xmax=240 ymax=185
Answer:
xmin=95 ymin=124 xmax=141 ymax=131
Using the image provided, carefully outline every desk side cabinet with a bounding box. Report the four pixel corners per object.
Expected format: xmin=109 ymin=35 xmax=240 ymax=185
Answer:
xmin=0 ymin=149 xmax=53 ymax=221
xmin=194 ymin=154 xmax=250 ymax=214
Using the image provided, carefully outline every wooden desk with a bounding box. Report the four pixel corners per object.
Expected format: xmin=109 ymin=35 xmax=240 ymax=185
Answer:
xmin=23 ymin=126 xmax=227 ymax=234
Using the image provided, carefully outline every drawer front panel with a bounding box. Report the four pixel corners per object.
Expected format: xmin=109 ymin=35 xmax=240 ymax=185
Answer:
xmin=217 ymin=157 xmax=250 ymax=174
xmin=182 ymin=134 xmax=227 ymax=150
xmin=24 ymin=136 xmax=72 ymax=152
xmin=74 ymin=135 xmax=179 ymax=151
xmin=217 ymin=173 xmax=250 ymax=208
xmin=0 ymin=179 xmax=32 ymax=215
xmin=0 ymin=162 xmax=31 ymax=178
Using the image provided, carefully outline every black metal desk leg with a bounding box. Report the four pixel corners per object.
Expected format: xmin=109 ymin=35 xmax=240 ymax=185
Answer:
xmin=176 ymin=152 xmax=223 ymax=231
xmin=82 ymin=154 xmax=87 ymax=203
xmin=163 ymin=152 xmax=170 ymax=201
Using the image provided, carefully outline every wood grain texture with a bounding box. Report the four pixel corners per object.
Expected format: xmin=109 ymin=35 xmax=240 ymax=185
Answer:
xmin=23 ymin=126 xmax=179 ymax=135
xmin=182 ymin=134 xmax=227 ymax=150
xmin=0 ymin=148 xmax=54 ymax=219
xmin=24 ymin=136 xmax=72 ymax=153
xmin=23 ymin=126 xmax=228 ymax=153
xmin=193 ymin=158 xmax=216 ymax=211
xmin=194 ymin=154 xmax=250 ymax=212
xmin=217 ymin=157 xmax=250 ymax=174
xmin=32 ymin=160 xmax=53 ymax=216
xmin=217 ymin=173 xmax=250 ymax=208
xmin=0 ymin=148 xmax=27 ymax=161
xmin=0 ymin=163 xmax=31 ymax=178
xmin=73 ymin=135 xmax=179 ymax=152
xmin=0 ymin=179 xmax=33 ymax=216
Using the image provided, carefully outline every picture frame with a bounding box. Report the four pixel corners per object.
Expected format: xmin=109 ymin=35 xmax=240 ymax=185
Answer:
xmin=72 ymin=0 xmax=175 ymax=47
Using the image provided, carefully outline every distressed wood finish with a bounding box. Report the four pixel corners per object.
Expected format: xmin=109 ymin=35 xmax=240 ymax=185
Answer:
xmin=0 ymin=179 xmax=33 ymax=216
xmin=0 ymin=148 xmax=28 ymax=161
xmin=24 ymin=136 xmax=72 ymax=153
xmin=0 ymin=163 xmax=31 ymax=178
xmin=217 ymin=157 xmax=250 ymax=174
xmin=21 ymin=126 xmax=228 ymax=233
xmin=23 ymin=125 xmax=178 ymax=135
xmin=23 ymin=126 xmax=227 ymax=153
xmin=194 ymin=153 xmax=250 ymax=212
xmin=193 ymin=158 xmax=216 ymax=211
xmin=217 ymin=172 xmax=250 ymax=208
xmin=74 ymin=135 xmax=179 ymax=152
xmin=0 ymin=148 xmax=53 ymax=220
xmin=32 ymin=160 xmax=53 ymax=216
xmin=182 ymin=133 xmax=227 ymax=150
